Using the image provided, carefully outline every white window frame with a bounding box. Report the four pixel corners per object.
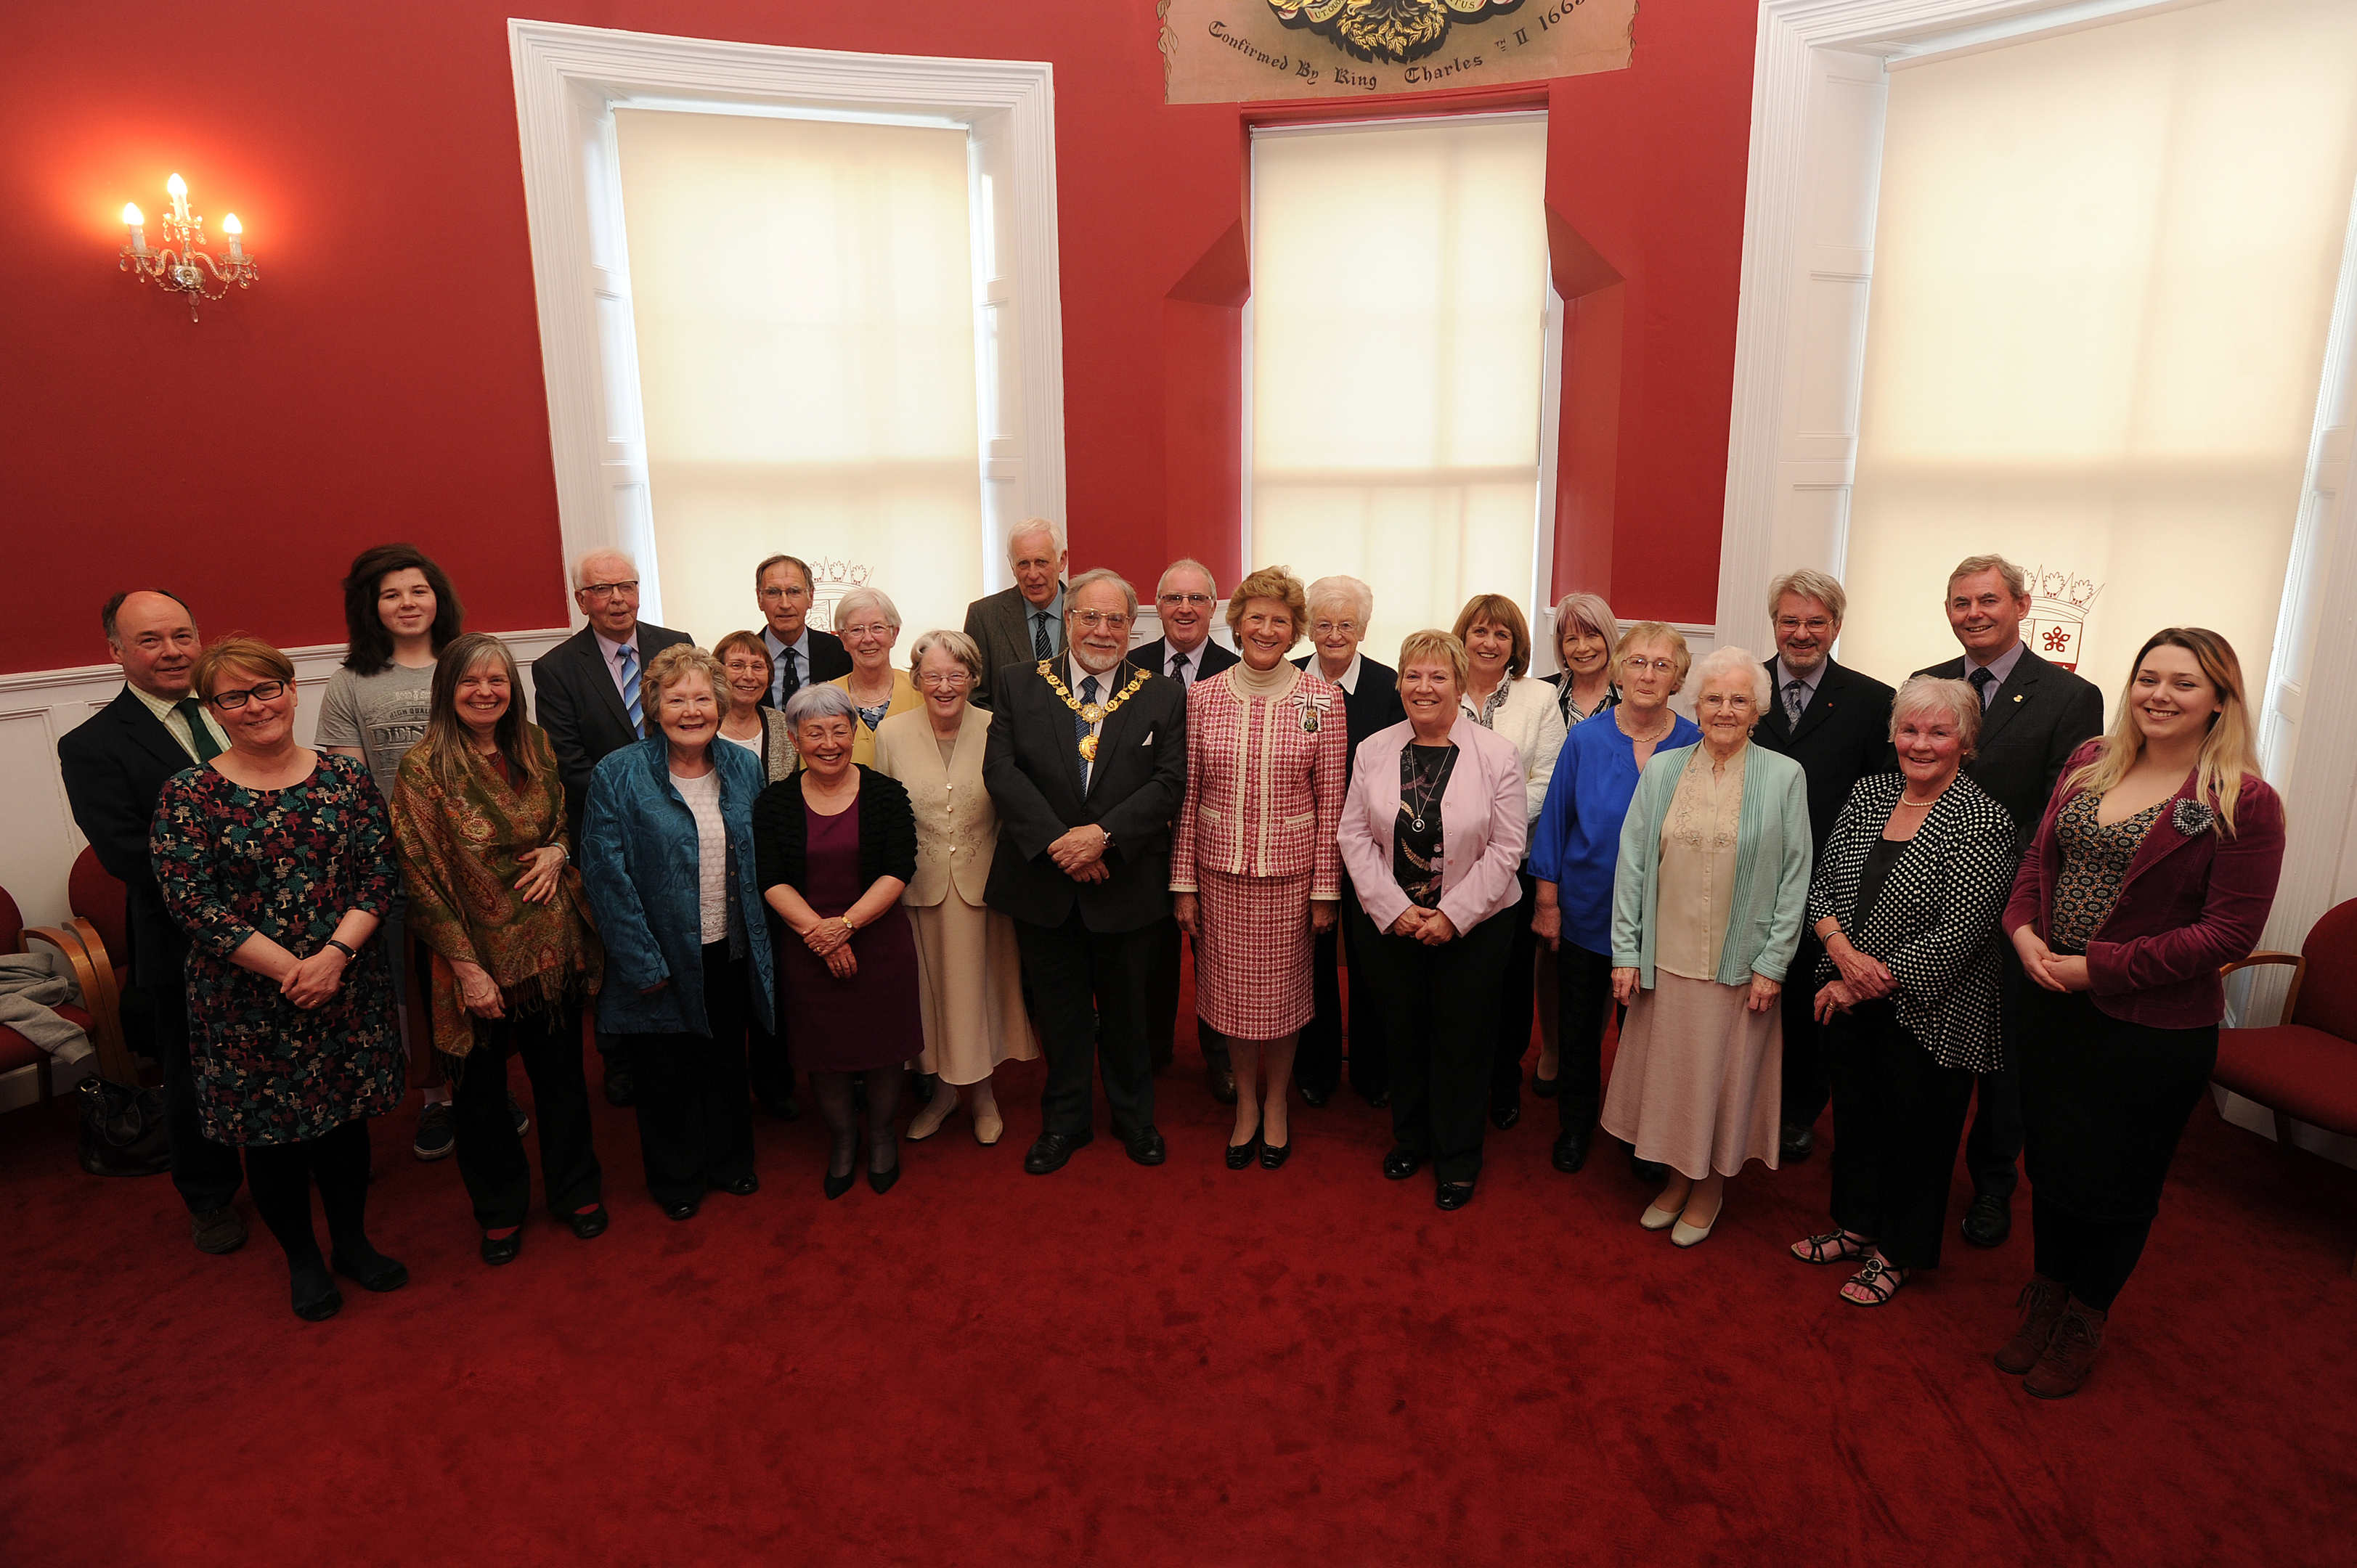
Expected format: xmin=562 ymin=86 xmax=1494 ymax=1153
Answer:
xmin=1720 ymin=0 xmax=2357 ymax=1143
xmin=506 ymin=18 xmax=1066 ymax=626
xmin=1241 ymin=111 xmax=1563 ymax=648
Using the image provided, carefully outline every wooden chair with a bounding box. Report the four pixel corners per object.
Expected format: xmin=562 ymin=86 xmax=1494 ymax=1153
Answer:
xmin=3 ymin=881 xmax=129 ymax=1106
xmin=2216 ymin=897 xmax=2357 ymax=1277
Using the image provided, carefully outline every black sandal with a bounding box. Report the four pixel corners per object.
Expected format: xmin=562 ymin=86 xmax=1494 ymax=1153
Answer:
xmin=1791 ymin=1230 xmax=1869 ymax=1265
xmin=1842 ymin=1256 xmax=1906 ymax=1307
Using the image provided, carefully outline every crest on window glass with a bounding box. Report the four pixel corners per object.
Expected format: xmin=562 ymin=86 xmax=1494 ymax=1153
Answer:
xmin=809 ymin=558 xmax=874 ymax=635
xmin=2025 ymin=565 xmax=2103 ymax=673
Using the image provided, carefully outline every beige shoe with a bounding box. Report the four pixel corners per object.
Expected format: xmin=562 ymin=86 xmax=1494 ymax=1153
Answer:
xmin=972 ymin=1109 xmax=1006 ymax=1146
xmin=906 ymin=1091 xmax=958 ymax=1142
xmin=1640 ymin=1202 xmax=1680 ymax=1231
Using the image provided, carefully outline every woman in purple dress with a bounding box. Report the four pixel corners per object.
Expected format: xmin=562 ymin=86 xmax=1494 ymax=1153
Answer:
xmin=753 ymin=684 xmax=923 ymax=1197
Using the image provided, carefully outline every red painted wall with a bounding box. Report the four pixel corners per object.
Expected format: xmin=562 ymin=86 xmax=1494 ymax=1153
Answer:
xmin=0 ymin=1 xmax=1757 ymax=675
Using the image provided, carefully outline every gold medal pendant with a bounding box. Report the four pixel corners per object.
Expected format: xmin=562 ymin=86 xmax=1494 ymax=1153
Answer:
xmin=1080 ymin=703 xmax=1106 ymax=724
xmin=1078 ymin=734 xmax=1099 ymax=762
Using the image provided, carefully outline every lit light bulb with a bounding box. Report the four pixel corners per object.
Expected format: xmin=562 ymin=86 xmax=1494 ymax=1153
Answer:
xmin=166 ymin=171 xmax=190 ymax=222
xmin=221 ymin=213 xmax=241 ymax=234
xmin=123 ymin=203 xmax=143 ymax=225
xmin=166 ymin=173 xmax=187 ymax=197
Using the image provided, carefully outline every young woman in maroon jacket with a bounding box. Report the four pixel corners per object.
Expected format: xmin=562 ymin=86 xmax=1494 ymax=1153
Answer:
xmin=1999 ymin=628 xmax=2284 ymax=1399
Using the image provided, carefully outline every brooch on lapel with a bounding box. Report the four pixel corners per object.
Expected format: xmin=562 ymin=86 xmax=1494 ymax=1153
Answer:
xmin=1297 ymin=692 xmax=1329 ymax=735
xmin=2173 ymin=798 xmax=2216 ymax=838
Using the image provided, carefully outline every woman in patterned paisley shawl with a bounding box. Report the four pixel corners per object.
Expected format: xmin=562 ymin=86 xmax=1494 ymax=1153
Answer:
xmin=391 ymin=633 xmax=606 ymax=1267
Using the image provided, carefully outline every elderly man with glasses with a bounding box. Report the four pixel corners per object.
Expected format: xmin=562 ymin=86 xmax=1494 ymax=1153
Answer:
xmin=530 ymin=547 xmax=693 ymax=1106
xmin=1131 ymin=559 xmax=1242 ymax=1101
xmin=982 ymin=568 xmax=1189 ymax=1174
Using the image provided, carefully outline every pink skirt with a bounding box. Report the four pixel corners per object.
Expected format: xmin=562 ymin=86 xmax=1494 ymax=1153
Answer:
xmin=1601 ymin=971 xmax=1783 ymax=1180
xmin=1194 ymin=869 xmax=1316 ymax=1041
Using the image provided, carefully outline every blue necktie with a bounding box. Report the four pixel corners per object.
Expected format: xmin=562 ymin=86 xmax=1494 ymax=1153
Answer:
xmin=1075 ymin=674 xmax=1099 ymax=788
xmin=1033 ymin=612 xmax=1054 ymax=660
xmin=776 ymin=645 xmax=801 ymax=707
xmin=1969 ymin=666 xmax=1996 ymax=709
xmin=618 ymin=644 xmax=643 ymax=737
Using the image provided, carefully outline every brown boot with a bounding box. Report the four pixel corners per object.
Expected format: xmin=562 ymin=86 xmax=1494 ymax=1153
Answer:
xmin=2023 ymin=1300 xmax=2108 ymax=1399
xmin=1993 ymin=1275 xmax=2068 ymax=1374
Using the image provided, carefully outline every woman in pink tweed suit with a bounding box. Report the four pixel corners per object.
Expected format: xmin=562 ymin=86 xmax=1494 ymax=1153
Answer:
xmin=1171 ymin=566 xmax=1349 ymax=1171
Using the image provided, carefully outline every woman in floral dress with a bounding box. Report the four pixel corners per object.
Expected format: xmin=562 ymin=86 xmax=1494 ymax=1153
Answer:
xmin=151 ymin=636 xmax=407 ymax=1322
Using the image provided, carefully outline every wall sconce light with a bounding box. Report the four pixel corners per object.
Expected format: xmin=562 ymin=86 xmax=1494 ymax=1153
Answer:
xmin=119 ymin=172 xmax=259 ymax=322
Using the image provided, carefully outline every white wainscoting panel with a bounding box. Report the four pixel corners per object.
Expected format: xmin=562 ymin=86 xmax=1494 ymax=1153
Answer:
xmin=0 ymin=629 xmax=572 ymax=936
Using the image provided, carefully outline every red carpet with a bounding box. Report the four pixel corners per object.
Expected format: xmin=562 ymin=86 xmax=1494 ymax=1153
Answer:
xmin=4 ymin=1008 xmax=2353 ymax=1566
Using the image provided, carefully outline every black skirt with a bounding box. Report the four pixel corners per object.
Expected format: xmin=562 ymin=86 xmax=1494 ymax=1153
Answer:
xmin=2016 ymin=986 xmax=2216 ymax=1223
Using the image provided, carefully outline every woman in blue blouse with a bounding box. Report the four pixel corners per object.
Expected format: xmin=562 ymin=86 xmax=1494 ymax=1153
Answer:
xmin=1529 ymin=622 xmax=1701 ymax=1175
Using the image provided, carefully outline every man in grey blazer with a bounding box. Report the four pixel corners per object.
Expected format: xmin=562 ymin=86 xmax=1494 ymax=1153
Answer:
xmin=532 ymin=546 xmax=693 ymax=1106
xmin=1914 ymin=552 xmax=2105 ymax=1249
xmin=963 ymin=517 xmax=1066 ymax=710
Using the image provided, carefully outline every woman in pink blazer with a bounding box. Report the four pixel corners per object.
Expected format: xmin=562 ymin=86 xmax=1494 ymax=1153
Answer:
xmin=1171 ymin=567 xmax=1350 ymax=1171
xmin=1338 ymin=629 xmax=1529 ymax=1210
xmin=1998 ymin=627 xmax=2284 ymax=1400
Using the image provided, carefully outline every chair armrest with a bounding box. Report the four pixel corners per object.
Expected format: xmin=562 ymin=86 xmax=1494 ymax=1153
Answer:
xmin=24 ymin=923 xmax=140 ymax=1085
xmin=2220 ymin=951 xmax=2303 ymax=1028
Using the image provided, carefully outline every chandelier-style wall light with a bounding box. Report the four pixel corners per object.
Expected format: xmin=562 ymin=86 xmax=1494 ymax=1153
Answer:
xmin=119 ymin=173 xmax=259 ymax=322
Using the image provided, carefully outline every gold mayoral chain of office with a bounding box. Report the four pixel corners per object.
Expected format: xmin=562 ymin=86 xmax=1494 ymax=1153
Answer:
xmin=1038 ymin=660 xmax=1151 ymax=763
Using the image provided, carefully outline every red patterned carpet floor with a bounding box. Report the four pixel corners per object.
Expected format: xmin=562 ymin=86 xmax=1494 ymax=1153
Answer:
xmin=3 ymin=1005 xmax=2353 ymax=1567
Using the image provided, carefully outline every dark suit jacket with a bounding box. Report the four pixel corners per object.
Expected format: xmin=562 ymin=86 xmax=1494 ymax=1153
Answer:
xmin=753 ymin=628 xmax=851 ymax=709
xmin=963 ymin=583 xmax=1062 ymax=710
xmin=983 ymin=658 xmax=1188 ymax=932
xmin=1913 ymin=646 xmax=2105 ymax=853
xmin=535 ymin=620 xmax=695 ymax=842
xmin=57 ymin=687 xmax=201 ymax=987
xmin=1293 ymin=653 xmax=1404 ymax=781
xmin=1753 ymin=656 xmax=1897 ymax=853
xmin=1137 ymin=634 xmax=1238 ymax=688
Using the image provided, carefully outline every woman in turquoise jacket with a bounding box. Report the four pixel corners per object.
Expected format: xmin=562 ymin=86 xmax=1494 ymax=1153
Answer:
xmin=1603 ymin=645 xmax=1812 ymax=1249
xmin=579 ymin=645 xmax=777 ymax=1222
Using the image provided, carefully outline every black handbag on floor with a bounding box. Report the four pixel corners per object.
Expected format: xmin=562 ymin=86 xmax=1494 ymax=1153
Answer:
xmin=75 ymin=1075 xmax=171 ymax=1177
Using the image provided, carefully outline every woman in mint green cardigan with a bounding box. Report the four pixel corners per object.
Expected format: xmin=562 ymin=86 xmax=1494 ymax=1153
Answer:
xmin=1603 ymin=646 xmax=1812 ymax=1248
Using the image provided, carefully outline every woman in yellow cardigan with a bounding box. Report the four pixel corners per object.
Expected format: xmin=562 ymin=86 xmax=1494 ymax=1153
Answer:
xmin=826 ymin=586 xmax=922 ymax=767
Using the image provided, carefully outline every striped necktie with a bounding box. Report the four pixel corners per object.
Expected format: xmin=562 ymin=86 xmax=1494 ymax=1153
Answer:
xmin=618 ymin=643 xmax=643 ymax=737
xmin=1033 ymin=611 xmax=1054 ymax=661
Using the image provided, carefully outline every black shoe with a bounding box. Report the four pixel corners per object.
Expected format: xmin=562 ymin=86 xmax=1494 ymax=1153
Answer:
xmin=719 ymin=1173 xmax=760 ymax=1197
xmin=566 ymin=1206 xmax=608 ymax=1240
xmin=330 ymin=1249 xmax=409 ymax=1294
xmin=190 ymin=1206 xmax=247 ymax=1255
xmin=602 ymin=1057 xmax=636 ymax=1107
xmin=1552 ymin=1130 xmax=1591 ymax=1173
xmin=1024 ymin=1130 xmax=1093 ymax=1175
xmin=868 ymin=1160 xmax=900 ymax=1195
xmin=1206 ymin=1067 xmax=1238 ymax=1106
xmin=1226 ymin=1116 xmax=1263 ymax=1170
xmin=1260 ymin=1138 xmax=1292 ymax=1171
xmin=290 ymin=1263 xmax=343 ymax=1323
xmin=661 ymin=1199 xmax=700 ymax=1222
xmin=1780 ymin=1121 xmax=1816 ymax=1161
xmin=1298 ymin=1084 xmax=1332 ymax=1108
xmin=480 ymin=1231 xmax=522 ymax=1267
xmin=1531 ymin=1071 xmax=1560 ymax=1100
xmin=1125 ymin=1127 xmax=1168 ymax=1167
xmin=1961 ymin=1193 xmax=2012 ymax=1248
xmin=1629 ymin=1148 xmax=1666 ymax=1185
xmin=823 ymin=1167 xmax=855 ymax=1201
xmin=1361 ymin=1090 xmax=1391 ymax=1109
xmin=1436 ymin=1181 xmax=1475 ymax=1211
xmin=757 ymin=1093 xmax=802 ymax=1122
xmin=1383 ymin=1148 xmax=1422 ymax=1181
xmin=1490 ymin=1087 xmax=1521 ymax=1131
